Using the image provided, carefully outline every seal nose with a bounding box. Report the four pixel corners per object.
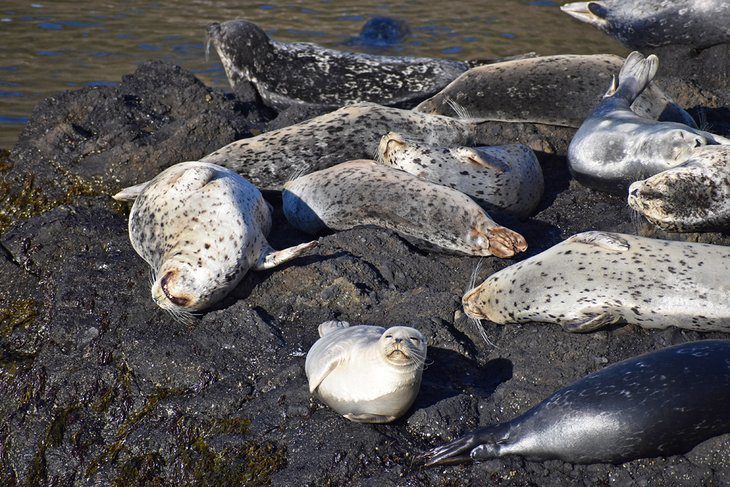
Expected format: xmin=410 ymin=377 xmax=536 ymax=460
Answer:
xmin=160 ymin=271 xmax=191 ymax=307
xmin=394 ymin=338 xmax=403 ymax=344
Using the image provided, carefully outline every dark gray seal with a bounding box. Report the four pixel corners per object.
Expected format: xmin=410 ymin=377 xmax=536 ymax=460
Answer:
xmin=282 ymin=160 xmax=528 ymax=258
xmin=206 ymin=20 xmax=467 ymax=109
xmin=419 ymin=340 xmax=730 ymax=466
xmin=628 ymin=145 xmax=730 ymax=232
xmin=462 ymin=231 xmax=730 ymax=333
xmin=568 ymin=51 xmax=730 ymax=194
xmin=413 ymin=54 xmax=696 ymax=128
xmin=561 ymin=1 xmax=730 ymax=49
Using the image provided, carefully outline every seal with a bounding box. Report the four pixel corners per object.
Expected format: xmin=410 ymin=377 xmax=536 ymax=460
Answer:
xmin=345 ymin=16 xmax=411 ymax=48
xmin=561 ymin=1 xmax=730 ymax=49
xmin=282 ymin=160 xmax=528 ymax=258
xmin=418 ymin=339 xmax=730 ymax=466
xmin=201 ymin=102 xmax=484 ymax=190
xmin=414 ymin=53 xmax=697 ymax=128
xmin=113 ymin=161 xmax=317 ymax=318
xmin=462 ymin=231 xmax=730 ymax=332
xmin=206 ymin=20 xmax=467 ymax=109
xmin=568 ymin=51 xmax=730 ymax=194
xmin=628 ymin=145 xmax=730 ymax=232
xmin=377 ymin=132 xmax=544 ymax=218
xmin=305 ymin=320 xmax=427 ymax=423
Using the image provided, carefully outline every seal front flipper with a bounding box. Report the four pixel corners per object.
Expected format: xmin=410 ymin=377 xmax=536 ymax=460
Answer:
xmin=253 ymin=241 xmax=318 ymax=271
xmin=113 ymin=181 xmax=150 ymax=201
xmin=567 ymin=231 xmax=630 ymax=252
xmin=456 ymin=147 xmax=508 ymax=173
xmin=318 ymin=320 xmax=351 ymax=337
xmin=344 ymin=413 xmax=394 ymax=423
xmin=563 ymin=310 xmax=622 ymax=333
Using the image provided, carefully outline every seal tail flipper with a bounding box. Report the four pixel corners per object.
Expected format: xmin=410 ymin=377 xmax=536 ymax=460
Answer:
xmin=317 ymin=320 xmax=351 ymax=337
xmin=611 ymin=51 xmax=659 ymax=104
xmin=113 ymin=181 xmax=149 ymax=201
xmin=417 ymin=426 xmax=507 ymax=467
xmin=254 ymin=240 xmax=318 ymax=271
xmin=477 ymin=226 xmax=527 ymax=258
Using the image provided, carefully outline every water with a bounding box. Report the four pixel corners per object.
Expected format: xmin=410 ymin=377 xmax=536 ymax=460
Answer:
xmin=0 ymin=0 xmax=625 ymax=149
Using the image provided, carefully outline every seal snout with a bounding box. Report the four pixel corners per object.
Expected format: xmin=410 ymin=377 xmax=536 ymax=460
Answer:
xmin=160 ymin=270 xmax=192 ymax=308
xmin=462 ymin=285 xmax=489 ymax=320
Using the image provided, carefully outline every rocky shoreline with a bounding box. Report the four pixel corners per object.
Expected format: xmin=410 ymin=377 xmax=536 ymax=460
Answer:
xmin=2 ymin=54 xmax=730 ymax=485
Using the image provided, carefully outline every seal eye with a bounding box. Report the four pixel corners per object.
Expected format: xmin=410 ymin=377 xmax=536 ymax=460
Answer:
xmin=587 ymin=2 xmax=608 ymax=19
xmin=385 ymin=334 xmax=393 ymax=339
xmin=409 ymin=336 xmax=420 ymax=342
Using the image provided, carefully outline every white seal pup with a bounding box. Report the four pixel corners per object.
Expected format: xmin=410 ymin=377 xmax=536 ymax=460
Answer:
xmin=206 ymin=20 xmax=467 ymax=109
xmin=113 ymin=161 xmax=317 ymax=317
xmin=463 ymin=231 xmax=730 ymax=332
xmin=413 ymin=54 xmax=696 ymax=128
xmin=568 ymin=51 xmax=730 ymax=194
xmin=419 ymin=340 xmax=730 ymax=466
xmin=305 ymin=321 xmax=427 ymax=423
xmin=561 ymin=1 xmax=730 ymax=49
xmin=282 ymin=160 xmax=528 ymax=258
xmin=202 ymin=102 xmax=484 ymax=190
xmin=377 ymin=132 xmax=544 ymax=218
xmin=628 ymin=146 xmax=730 ymax=232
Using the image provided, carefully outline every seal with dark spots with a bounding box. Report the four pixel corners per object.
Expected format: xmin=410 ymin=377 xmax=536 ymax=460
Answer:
xmin=377 ymin=132 xmax=544 ymax=218
xmin=628 ymin=145 xmax=730 ymax=232
xmin=413 ymin=53 xmax=696 ymax=128
xmin=418 ymin=340 xmax=730 ymax=466
xmin=568 ymin=51 xmax=730 ymax=194
xmin=113 ymin=161 xmax=317 ymax=318
xmin=282 ymin=160 xmax=527 ymax=258
xmin=201 ymin=102 xmax=485 ymax=190
xmin=561 ymin=1 xmax=730 ymax=49
xmin=462 ymin=231 xmax=730 ymax=332
xmin=206 ymin=20 xmax=467 ymax=109
xmin=305 ymin=321 xmax=427 ymax=423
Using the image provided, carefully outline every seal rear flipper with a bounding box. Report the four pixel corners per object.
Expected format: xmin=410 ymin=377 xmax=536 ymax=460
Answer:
xmin=418 ymin=426 xmax=507 ymax=467
xmin=563 ymin=310 xmax=622 ymax=333
xmin=613 ymin=51 xmax=659 ymax=104
xmin=568 ymin=231 xmax=630 ymax=252
xmin=318 ymin=320 xmax=351 ymax=337
xmin=113 ymin=181 xmax=150 ymax=201
xmin=253 ymin=240 xmax=318 ymax=270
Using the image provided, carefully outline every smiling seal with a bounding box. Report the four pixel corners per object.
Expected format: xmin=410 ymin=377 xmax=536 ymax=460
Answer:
xmin=305 ymin=321 xmax=427 ymax=423
xmin=419 ymin=339 xmax=730 ymax=466
xmin=462 ymin=231 xmax=730 ymax=332
xmin=377 ymin=132 xmax=544 ymax=218
xmin=561 ymin=1 xmax=730 ymax=49
xmin=113 ymin=161 xmax=317 ymax=318
xmin=568 ymin=51 xmax=730 ymax=194
xmin=206 ymin=20 xmax=467 ymax=109
xmin=413 ymin=54 xmax=696 ymax=128
xmin=282 ymin=160 xmax=527 ymax=258
xmin=628 ymin=146 xmax=730 ymax=232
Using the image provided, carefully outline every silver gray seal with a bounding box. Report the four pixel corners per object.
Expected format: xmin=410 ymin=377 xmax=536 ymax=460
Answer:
xmin=305 ymin=321 xmax=427 ymax=423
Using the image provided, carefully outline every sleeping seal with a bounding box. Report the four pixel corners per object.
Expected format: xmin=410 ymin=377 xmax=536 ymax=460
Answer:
xmin=206 ymin=20 xmax=467 ymax=109
xmin=305 ymin=321 xmax=427 ymax=423
xmin=628 ymin=145 xmax=730 ymax=232
xmin=413 ymin=54 xmax=696 ymax=128
xmin=462 ymin=231 xmax=730 ymax=332
xmin=377 ymin=132 xmax=544 ymax=218
xmin=419 ymin=340 xmax=730 ymax=466
xmin=561 ymin=1 xmax=730 ymax=49
xmin=568 ymin=51 xmax=730 ymax=194
xmin=113 ymin=161 xmax=317 ymax=317
xmin=282 ymin=160 xmax=527 ymax=258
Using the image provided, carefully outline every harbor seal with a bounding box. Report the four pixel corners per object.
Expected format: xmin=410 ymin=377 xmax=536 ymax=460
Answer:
xmin=282 ymin=160 xmax=527 ymax=258
xmin=201 ymin=102 xmax=483 ymax=190
xmin=561 ymin=1 xmax=730 ymax=49
xmin=418 ymin=339 xmax=730 ymax=466
xmin=462 ymin=231 xmax=730 ymax=332
xmin=377 ymin=132 xmax=544 ymax=218
xmin=206 ymin=20 xmax=467 ymax=109
xmin=628 ymin=145 xmax=730 ymax=232
xmin=113 ymin=161 xmax=317 ymax=317
xmin=413 ymin=54 xmax=697 ymax=128
xmin=305 ymin=321 xmax=427 ymax=423
xmin=568 ymin=51 xmax=730 ymax=194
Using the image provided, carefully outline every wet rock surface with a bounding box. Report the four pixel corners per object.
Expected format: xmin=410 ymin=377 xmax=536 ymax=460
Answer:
xmin=2 ymin=60 xmax=730 ymax=485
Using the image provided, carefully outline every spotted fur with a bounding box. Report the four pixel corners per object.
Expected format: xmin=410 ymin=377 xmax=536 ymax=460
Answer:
xmin=282 ymin=160 xmax=527 ymax=258
xmin=463 ymin=231 xmax=730 ymax=332
xmin=377 ymin=132 xmax=544 ymax=218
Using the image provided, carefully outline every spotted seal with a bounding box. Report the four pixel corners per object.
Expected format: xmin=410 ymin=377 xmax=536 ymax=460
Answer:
xmin=206 ymin=20 xmax=467 ymax=109
xmin=282 ymin=160 xmax=527 ymax=258
xmin=413 ymin=53 xmax=696 ymax=128
xmin=305 ymin=321 xmax=427 ymax=423
xmin=628 ymin=145 xmax=730 ymax=232
xmin=418 ymin=339 xmax=730 ymax=466
xmin=377 ymin=132 xmax=544 ymax=218
xmin=568 ymin=51 xmax=730 ymax=194
xmin=463 ymin=231 xmax=730 ymax=332
xmin=113 ymin=161 xmax=317 ymax=317
xmin=201 ymin=102 xmax=484 ymax=190
xmin=561 ymin=1 xmax=730 ymax=49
